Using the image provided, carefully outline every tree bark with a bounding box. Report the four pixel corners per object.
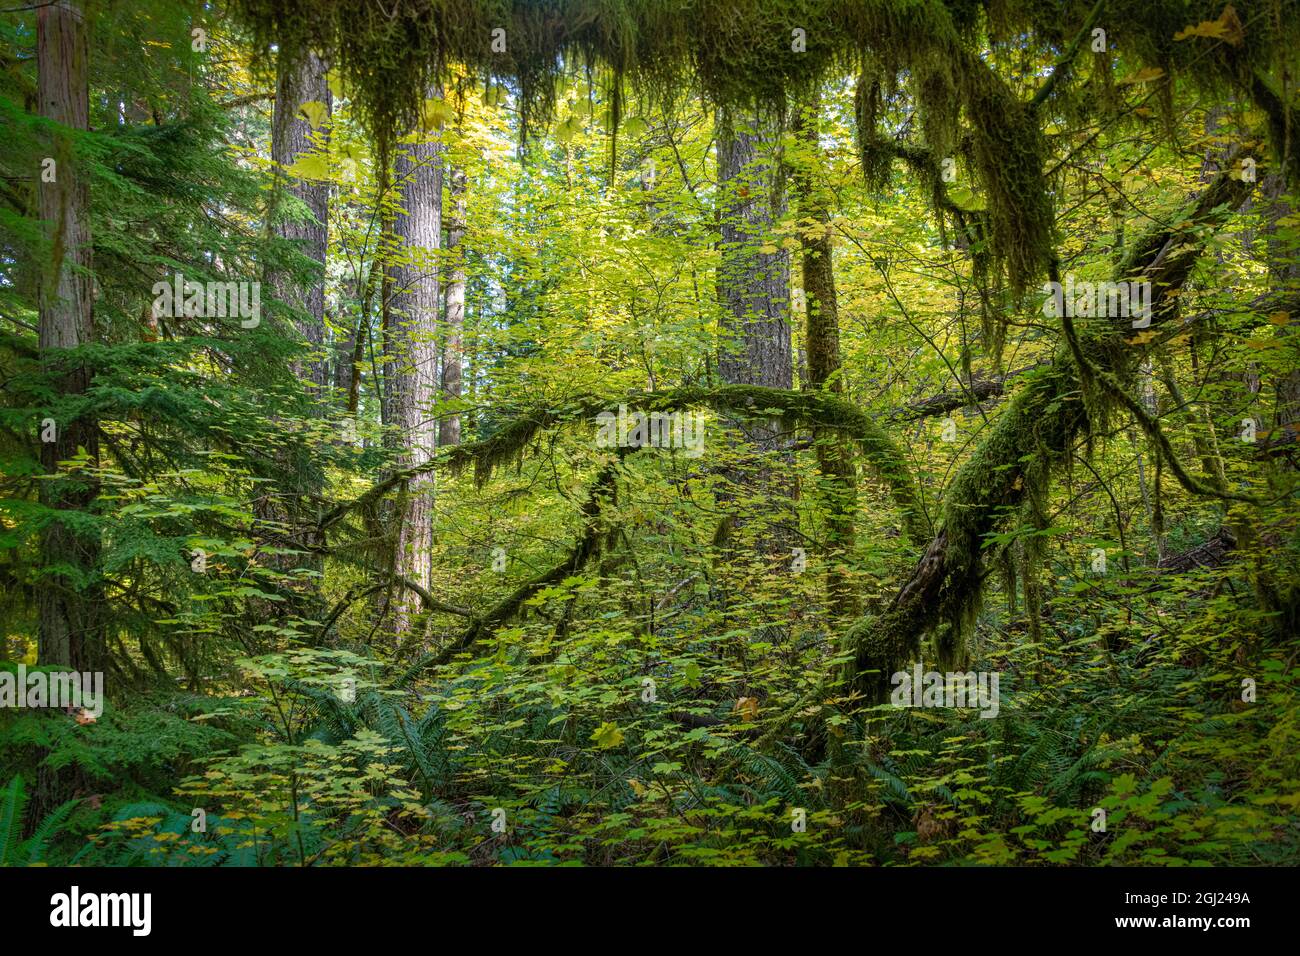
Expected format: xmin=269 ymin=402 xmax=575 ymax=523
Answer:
xmin=36 ymin=0 xmax=101 ymax=670
xmin=383 ymin=91 xmax=444 ymax=635
xmin=270 ymin=49 xmax=330 ymax=398
xmin=255 ymin=47 xmax=330 ymax=633
xmin=717 ymin=107 xmax=792 ymax=394
xmin=440 ymin=162 xmax=466 ymax=447
xmin=714 ymin=106 xmax=794 ymax=558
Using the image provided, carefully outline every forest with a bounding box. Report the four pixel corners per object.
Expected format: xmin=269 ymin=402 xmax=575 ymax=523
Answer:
xmin=0 ymin=0 xmax=1297 ymax=870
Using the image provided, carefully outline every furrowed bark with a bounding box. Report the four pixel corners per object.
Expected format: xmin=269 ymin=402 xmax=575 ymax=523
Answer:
xmin=36 ymin=0 xmax=102 ymax=671
xmin=714 ymin=105 xmax=795 ymax=561
xmin=716 ymin=106 xmax=792 ymax=394
xmin=255 ymin=44 xmax=331 ymax=630
xmin=382 ymin=88 xmax=444 ymax=637
xmin=270 ymin=48 xmax=330 ymax=397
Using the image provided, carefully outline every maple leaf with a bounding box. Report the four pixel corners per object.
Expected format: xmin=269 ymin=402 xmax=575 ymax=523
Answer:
xmin=590 ymin=721 xmax=624 ymax=749
xmin=298 ymin=99 xmax=329 ymax=129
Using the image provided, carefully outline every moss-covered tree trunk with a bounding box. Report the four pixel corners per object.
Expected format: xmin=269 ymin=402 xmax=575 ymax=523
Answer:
xmin=793 ymin=94 xmax=857 ymax=618
xmin=1263 ymin=173 xmax=1300 ymax=447
xmin=36 ymin=0 xmax=101 ymax=671
xmin=1258 ymin=172 xmax=1300 ymax=631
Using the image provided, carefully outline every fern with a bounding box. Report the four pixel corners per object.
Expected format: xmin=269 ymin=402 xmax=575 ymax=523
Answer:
xmin=862 ymin=761 xmax=912 ymax=806
xmin=20 ymin=797 xmax=80 ymax=864
xmin=0 ymin=776 xmax=27 ymax=866
xmin=0 ymin=777 xmax=81 ymax=866
xmin=737 ymin=750 xmax=802 ymax=803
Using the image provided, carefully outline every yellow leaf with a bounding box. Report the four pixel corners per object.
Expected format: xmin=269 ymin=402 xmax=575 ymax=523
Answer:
xmin=298 ymin=99 xmax=328 ymax=129
xmin=591 ymin=721 xmax=624 ymax=749
xmin=555 ymin=116 xmax=583 ymax=144
xmin=734 ymin=697 xmax=759 ymax=721
xmin=284 ymin=152 xmax=330 ymax=181
xmin=327 ymin=72 xmax=349 ymax=100
xmin=420 ymin=97 xmax=455 ymax=129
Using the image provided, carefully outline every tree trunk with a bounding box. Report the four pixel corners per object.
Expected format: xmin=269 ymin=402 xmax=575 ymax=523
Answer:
xmin=36 ymin=0 xmax=101 ymax=670
xmin=255 ymin=47 xmax=330 ymax=634
xmin=383 ymin=92 xmax=444 ymax=635
xmin=270 ymin=49 xmax=330 ymax=398
xmin=717 ymin=106 xmax=792 ymax=394
xmin=793 ymin=95 xmax=858 ymax=618
xmin=440 ymin=162 xmax=466 ymax=447
xmin=1262 ymin=173 xmax=1300 ymax=440
xmin=714 ymin=106 xmax=794 ymax=558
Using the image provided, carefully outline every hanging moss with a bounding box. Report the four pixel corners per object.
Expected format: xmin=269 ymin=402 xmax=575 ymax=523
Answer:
xmin=656 ymin=384 xmax=930 ymax=539
xmin=230 ymin=1 xmax=1059 ymax=286
xmin=959 ymin=55 xmax=1056 ymax=293
xmin=339 ymin=383 xmax=928 ymax=542
xmin=231 ymin=0 xmax=1300 ymax=291
xmin=845 ymin=159 xmax=1257 ymax=697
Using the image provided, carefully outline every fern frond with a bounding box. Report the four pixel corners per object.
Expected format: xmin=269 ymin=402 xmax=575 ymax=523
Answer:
xmin=0 ymin=776 xmax=28 ymax=867
xmin=21 ymin=797 xmax=79 ymax=865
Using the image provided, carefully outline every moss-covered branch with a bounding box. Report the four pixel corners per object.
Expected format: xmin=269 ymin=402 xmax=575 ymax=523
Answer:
xmin=847 ymin=161 xmax=1257 ymax=698
xmin=892 ymin=363 xmax=1048 ymax=422
xmin=322 ymin=384 xmax=930 ymax=540
xmin=400 ymin=462 xmax=618 ymax=678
